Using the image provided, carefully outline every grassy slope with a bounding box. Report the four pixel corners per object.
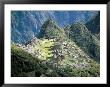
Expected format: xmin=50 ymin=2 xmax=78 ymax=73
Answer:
xmin=11 ymin=44 xmax=49 ymax=77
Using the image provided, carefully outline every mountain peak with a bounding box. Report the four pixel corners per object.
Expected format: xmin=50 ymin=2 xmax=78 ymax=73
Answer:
xmin=41 ymin=18 xmax=59 ymax=29
xmin=38 ymin=19 xmax=66 ymax=39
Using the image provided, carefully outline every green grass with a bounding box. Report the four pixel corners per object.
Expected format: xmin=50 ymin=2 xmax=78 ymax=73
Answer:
xmin=35 ymin=39 xmax=54 ymax=60
xmin=11 ymin=43 xmax=49 ymax=77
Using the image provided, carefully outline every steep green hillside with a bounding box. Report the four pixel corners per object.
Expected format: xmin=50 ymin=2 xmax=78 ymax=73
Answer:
xmin=38 ymin=19 xmax=67 ymax=40
xmin=86 ymin=12 xmax=100 ymax=34
xmin=11 ymin=37 xmax=100 ymax=77
xmin=64 ymin=22 xmax=100 ymax=62
xmin=11 ymin=18 xmax=100 ymax=77
xmin=11 ymin=43 xmax=49 ymax=77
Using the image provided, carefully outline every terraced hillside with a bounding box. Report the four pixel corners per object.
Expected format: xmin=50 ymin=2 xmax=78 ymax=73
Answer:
xmin=11 ymin=36 xmax=100 ymax=77
xmin=11 ymin=13 xmax=100 ymax=77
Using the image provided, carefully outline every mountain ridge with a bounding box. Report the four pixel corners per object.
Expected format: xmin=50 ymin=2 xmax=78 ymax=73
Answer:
xmin=64 ymin=22 xmax=100 ymax=62
xmin=11 ymin=11 xmax=100 ymax=77
xmin=11 ymin=11 xmax=99 ymax=44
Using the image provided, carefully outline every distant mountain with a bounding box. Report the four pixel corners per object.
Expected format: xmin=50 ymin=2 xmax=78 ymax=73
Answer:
xmin=11 ymin=11 xmax=100 ymax=77
xmin=11 ymin=11 xmax=98 ymax=44
xmin=64 ymin=22 xmax=100 ymax=62
xmin=86 ymin=12 xmax=100 ymax=34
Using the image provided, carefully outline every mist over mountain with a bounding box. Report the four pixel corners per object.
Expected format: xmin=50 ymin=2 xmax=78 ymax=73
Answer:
xmin=11 ymin=11 xmax=99 ymax=44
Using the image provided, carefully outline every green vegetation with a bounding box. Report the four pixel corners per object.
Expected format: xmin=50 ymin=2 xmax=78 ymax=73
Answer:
xmin=11 ymin=43 xmax=48 ymax=77
xmin=34 ymin=39 xmax=54 ymax=60
xmin=11 ymin=38 xmax=100 ymax=77
xmin=65 ymin=22 xmax=100 ymax=62
xmin=58 ymin=64 xmax=99 ymax=77
xmin=38 ymin=19 xmax=67 ymax=40
xmin=11 ymin=19 xmax=100 ymax=77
